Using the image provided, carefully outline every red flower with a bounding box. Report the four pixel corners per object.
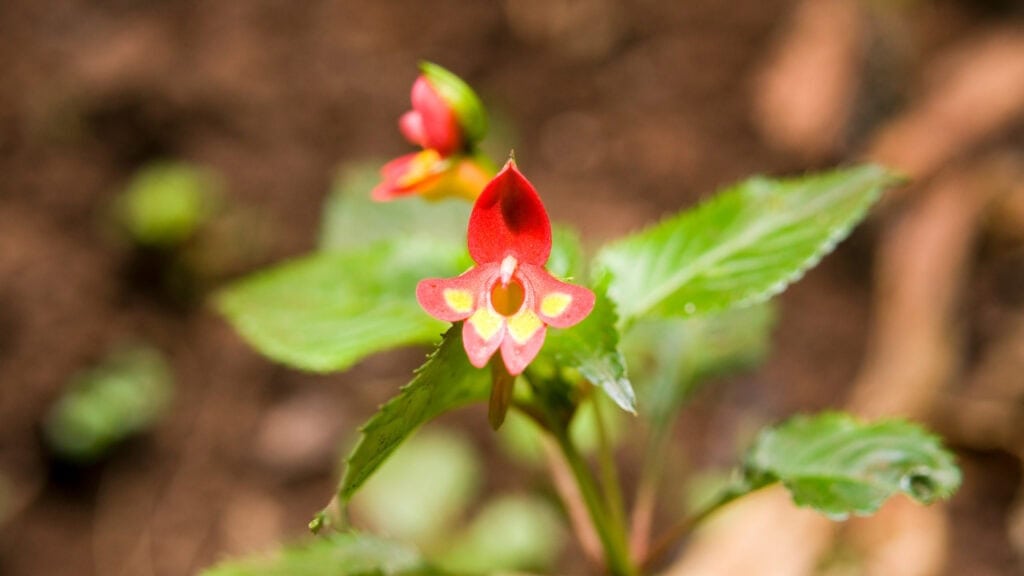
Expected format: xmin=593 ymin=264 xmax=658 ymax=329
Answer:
xmin=373 ymin=63 xmax=491 ymax=202
xmin=416 ymin=160 xmax=595 ymax=375
xmin=371 ymin=150 xmax=491 ymax=202
xmin=399 ymin=76 xmax=462 ymax=156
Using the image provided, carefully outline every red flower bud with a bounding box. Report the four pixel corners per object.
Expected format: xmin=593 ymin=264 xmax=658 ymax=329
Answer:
xmin=373 ymin=64 xmax=492 ymax=203
xmin=399 ymin=76 xmax=462 ymax=156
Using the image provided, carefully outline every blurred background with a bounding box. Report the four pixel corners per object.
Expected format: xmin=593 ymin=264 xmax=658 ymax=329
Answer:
xmin=2 ymin=1 xmax=1024 ymax=575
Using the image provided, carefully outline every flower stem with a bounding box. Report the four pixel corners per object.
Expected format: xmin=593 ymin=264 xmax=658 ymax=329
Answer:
xmin=590 ymin=388 xmax=628 ymax=540
xmin=551 ymin=422 xmax=636 ymax=576
xmin=629 ymin=428 xmax=670 ymax=559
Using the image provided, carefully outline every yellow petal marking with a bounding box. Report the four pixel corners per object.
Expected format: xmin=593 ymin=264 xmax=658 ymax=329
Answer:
xmin=468 ymin=307 xmax=504 ymax=341
xmin=506 ymin=310 xmax=543 ymax=344
xmin=540 ymin=293 xmax=573 ymax=318
xmin=443 ymin=289 xmax=474 ymax=315
xmin=397 ymin=149 xmax=443 ymax=188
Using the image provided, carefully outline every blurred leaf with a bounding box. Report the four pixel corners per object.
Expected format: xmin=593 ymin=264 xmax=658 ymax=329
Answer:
xmin=569 ymin=392 xmax=625 ymax=455
xmin=622 ymin=303 xmax=775 ymax=428
xmin=541 ymin=284 xmax=636 ymax=414
xmin=683 ymin=469 xmax=735 ymax=516
xmin=216 ymin=240 xmax=469 ymax=373
xmin=475 ymin=107 xmax=518 ymax=175
xmin=439 ymin=495 xmax=566 ymax=573
xmin=116 ymin=162 xmax=221 ymax=247
xmin=547 ymin=226 xmax=584 ymax=280
xmin=339 ymin=328 xmax=490 ymax=501
xmin=495 ymin=409 xmax=545 ymax=466
xmin=200 ymin=533 xmax=438 ymax=576
xmin=743 ymin=412 xmax=961 ymax=519
xmin=44 ymin=346 xmax=173 ymax=461
xmin=353 ymin=429 xmax=481 ymax=547
xmin=595 ymin=165 xmax=899 ymax=324
xmin=319 ymin=163 xmax=471 ymax=252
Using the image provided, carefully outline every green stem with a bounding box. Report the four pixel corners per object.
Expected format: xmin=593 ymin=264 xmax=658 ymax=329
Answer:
xmin=629 ymin=426 xmax=671 ymax=558
xmin=552 ymin=423 xmax=635 ymax=576
xmin=520 ymin=372 xmax=635 ymax=575
xmin=591 ymin=389 xmax=627 ymax=537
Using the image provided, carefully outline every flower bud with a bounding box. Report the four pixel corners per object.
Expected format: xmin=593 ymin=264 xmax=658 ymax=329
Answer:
xmin=418 ymin=61 xmax=488 ymax=149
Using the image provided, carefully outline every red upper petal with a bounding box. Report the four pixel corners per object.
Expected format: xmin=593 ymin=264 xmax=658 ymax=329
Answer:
xmin=410 ymin=76 xmax=461 ymax=156
xmin=467 ymin=161 xmax=552 ymax=266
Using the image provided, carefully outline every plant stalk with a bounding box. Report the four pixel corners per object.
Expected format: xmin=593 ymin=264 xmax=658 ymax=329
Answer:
xmin=591 ymin=388 xmax=628 ymax=539
xmin=552 ymin=424 xmax=636 ymax=576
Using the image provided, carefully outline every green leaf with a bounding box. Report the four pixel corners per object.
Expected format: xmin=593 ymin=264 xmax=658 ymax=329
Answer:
xmin=595 ymin=165 xmax=899 ymax=323
xmin=216 ymin=240 xmax=468 ymax=373
xmin=319 ymin=163 xmax=471 ymax=252
xmin=569 ymin=392 xmax=625 ymax=454
xmin=115 ymin=162 xmax=222 ymax=247
xmin=352 ymin=429 xmax=481 ymax=547
xmin=744 ymin=412 xmax=961 ymax=519
xmin=339 ymin=328 xmax=490 ymax=501
xmin=419 ymin=61 xmax=488 ymax=145
xmin=439 ymin=495 xmax=566 ymax=573
xmin=200 ymin=533 xmax=437 ymax=576
xmin=541 ymin=285 xmax=636 ymax=414
xmin=547 ymin=226 xmax=585 ymax=280
xmin=44 ymin=346 xmax=173 ymax=461
xmin=622 ymin=303 xmax=775 ymax=428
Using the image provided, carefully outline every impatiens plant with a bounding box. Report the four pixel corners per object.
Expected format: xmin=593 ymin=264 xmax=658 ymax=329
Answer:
xmin=208 ymin=63 xmax=961 ymax=576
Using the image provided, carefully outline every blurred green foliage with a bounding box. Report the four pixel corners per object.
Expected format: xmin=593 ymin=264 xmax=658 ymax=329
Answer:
xmin=319 ymin=164 xmax=470 ymax=253
xmin=115 ymin=162 xmax=222 ymax=248
xmin=352 ymin=429 xmax=481 ymax=548
xmin=622 ymin=303 xmax=775 ymax=430
xmin=201 ymin=533 xmax=436 ymax=576
xmin=439 ymin=494 xmax=566 ymax=573
xmin=44 ymin=346 xmax=173 ymax=461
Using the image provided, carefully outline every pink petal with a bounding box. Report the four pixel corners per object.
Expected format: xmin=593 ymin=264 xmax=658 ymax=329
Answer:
xmin=411 ymin=77 xmax=461 ymax=156
xmin=500 ymin=322 xmax=547 ymax=375
xmin=463 ymin=308 xmax=505 ymax=368
xmin=519 ymin=264 xmax=596 ymax=328
xmin=467 ymin=161 xmax=552 ymax=266
xmin=399 ymin=111 xmax=427 ymax=148
xmin=416 ymin=265 xmax=494 ymax=322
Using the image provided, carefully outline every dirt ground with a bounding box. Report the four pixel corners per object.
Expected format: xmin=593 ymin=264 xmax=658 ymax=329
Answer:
xmin=1 ymin=1 xmax=1023 ymax=575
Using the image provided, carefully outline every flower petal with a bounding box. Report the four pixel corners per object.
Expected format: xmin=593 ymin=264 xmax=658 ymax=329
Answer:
xmin=399 ymin=110 xmax=427 ymax=148
xmin=411 ymin=76 xmax=461 ymax=156
xmin=416 ymin=265 xmax=494 ymax=322
xmin=418 ymin=156 xmax=491 ymax=201
xmin=463 ymin=307 xmax=505 ymax=368
xmin=371 ymin=151 xmax=447 ymax=201
xmin=520 ymin=263 xmax=596 ymax=328
xmin=467 ymin=160 xmax=552 ymax=266
xmin=500 ymin=314 xmax=546 ymax=375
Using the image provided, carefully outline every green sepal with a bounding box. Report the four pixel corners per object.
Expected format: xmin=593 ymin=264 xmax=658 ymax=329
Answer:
xmin=420 ymin=61 xmax=488 ymax=146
